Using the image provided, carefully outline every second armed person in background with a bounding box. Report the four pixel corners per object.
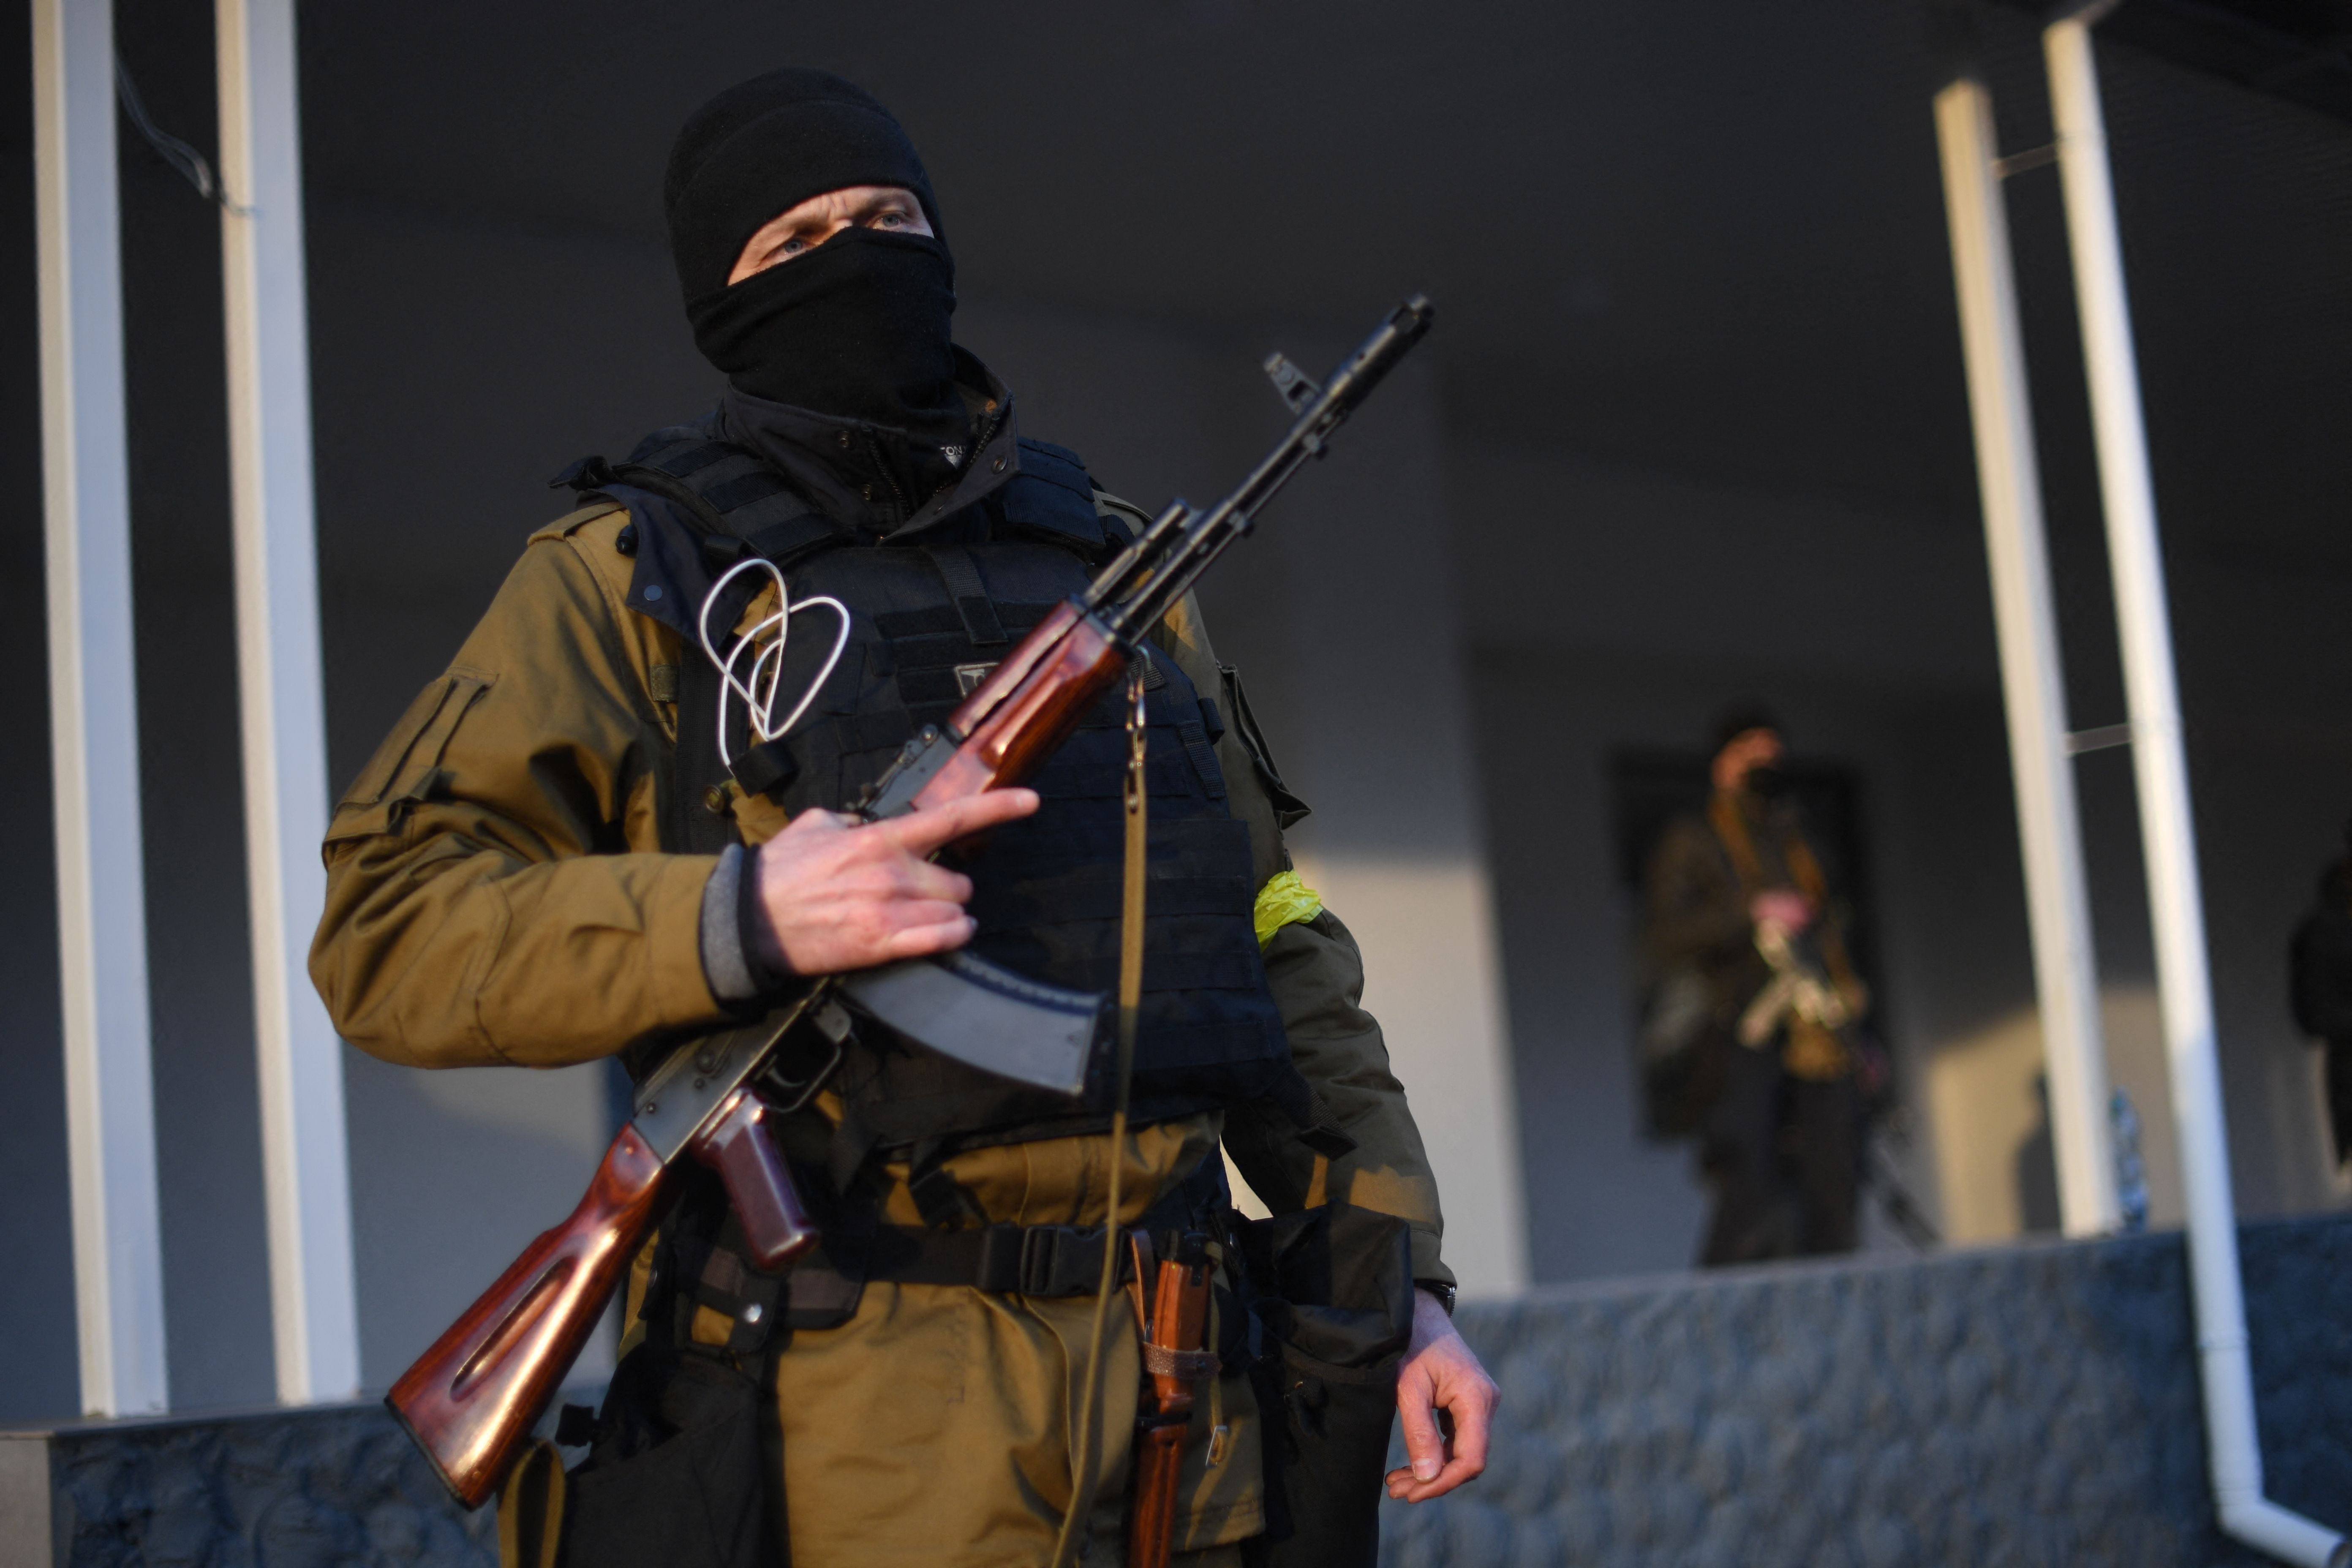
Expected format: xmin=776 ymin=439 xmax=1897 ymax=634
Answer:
xmin=1642 ymin=711 xmax=1876 ymax=1266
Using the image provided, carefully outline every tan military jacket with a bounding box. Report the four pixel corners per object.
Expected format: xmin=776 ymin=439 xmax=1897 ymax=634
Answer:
xmin=312 ymin=498 xmax=1449 ymax=1560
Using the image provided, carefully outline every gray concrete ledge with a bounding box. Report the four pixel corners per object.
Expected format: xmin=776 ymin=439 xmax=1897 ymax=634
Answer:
xmin=1379 ymin=1213 xmax=2352 ymax=1566
xmin=2 ymin=1215 xmax=2344 ymax=1565
xmin=0 ymin=1398 xmax=493 ymax=1568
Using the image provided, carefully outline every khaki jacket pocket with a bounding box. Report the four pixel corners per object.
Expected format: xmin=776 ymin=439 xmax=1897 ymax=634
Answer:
xmin=323 ymin=666 xmax=496 ymax=854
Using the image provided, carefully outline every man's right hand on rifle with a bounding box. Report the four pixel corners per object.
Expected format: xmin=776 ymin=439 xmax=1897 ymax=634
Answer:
xmin=745 ymin=789 xmax=1037 ymax=975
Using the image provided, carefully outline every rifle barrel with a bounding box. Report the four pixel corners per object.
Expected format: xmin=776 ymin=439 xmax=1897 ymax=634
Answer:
xmin=1101 ymin=295 xmax=1432 ymax=640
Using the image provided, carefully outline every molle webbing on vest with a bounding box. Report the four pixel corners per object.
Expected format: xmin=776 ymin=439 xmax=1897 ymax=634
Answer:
xmin=560 ymin=422 xmax=855 ymax=569
xmin=583 ymin=416 xmax=1309 ymax=1152
xmin=921 ymin=544 xmax=1009 ymax=645
xmin=764 ymin=540 xmax=1300 ymax=1150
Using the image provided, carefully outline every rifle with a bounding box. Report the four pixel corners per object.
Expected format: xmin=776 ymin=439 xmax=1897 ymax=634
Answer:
xmin=387 ymin=296 xmax=1437 ymax=1508
xmin=1736 ymin=915 xmax=1864 ymax=1050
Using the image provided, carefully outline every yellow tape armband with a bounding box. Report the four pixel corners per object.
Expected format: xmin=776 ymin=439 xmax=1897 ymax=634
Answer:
xmin=1252 ymin=869 xmax=1324 ymax=949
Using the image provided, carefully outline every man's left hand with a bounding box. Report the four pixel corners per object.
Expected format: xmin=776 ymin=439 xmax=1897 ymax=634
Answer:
xmin=1386 ymin=1288 xmax=1500 ymax=1503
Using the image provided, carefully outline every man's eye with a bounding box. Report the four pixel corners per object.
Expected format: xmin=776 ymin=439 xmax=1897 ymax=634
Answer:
xmin=780 ymin=236 xmax=808 ymax=254
xmin=875 ymin=211 xmax=906 ymax=228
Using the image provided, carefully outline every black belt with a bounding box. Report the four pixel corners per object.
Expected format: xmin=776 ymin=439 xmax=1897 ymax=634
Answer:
xmin=863 ymin=1222 xmax=1137 ymax=1298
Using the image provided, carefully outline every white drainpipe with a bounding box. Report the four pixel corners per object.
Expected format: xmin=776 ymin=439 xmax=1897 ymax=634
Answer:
xmin=2043 ymin=6 xmax=2347 ymax=1564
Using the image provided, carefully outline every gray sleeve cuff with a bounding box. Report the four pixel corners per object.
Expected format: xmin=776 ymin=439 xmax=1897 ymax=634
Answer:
xmin=699 ymin=844 xmax=761 ymax=1003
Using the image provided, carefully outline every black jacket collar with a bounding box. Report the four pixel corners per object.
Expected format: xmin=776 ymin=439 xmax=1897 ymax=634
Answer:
xmin=716 ymin=346 xmax=1024 ymax=543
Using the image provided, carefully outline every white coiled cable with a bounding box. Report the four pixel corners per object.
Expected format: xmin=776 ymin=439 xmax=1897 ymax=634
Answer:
xmin=696 ymin=556 xmax=851 ymax=771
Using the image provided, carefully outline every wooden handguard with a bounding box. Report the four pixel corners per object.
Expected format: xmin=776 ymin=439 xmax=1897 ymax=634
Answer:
xmin=912 ymin=603 xmax=1129 ymax=811
xmin=386 ymin=1124 xmax=669 ymax=1509
xmin=690 ymin=1087 xmax=817 ymax=1270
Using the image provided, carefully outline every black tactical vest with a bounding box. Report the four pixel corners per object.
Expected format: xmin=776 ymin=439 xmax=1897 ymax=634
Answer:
xmin=564 ymin=414 xmax=1312 ymax=1163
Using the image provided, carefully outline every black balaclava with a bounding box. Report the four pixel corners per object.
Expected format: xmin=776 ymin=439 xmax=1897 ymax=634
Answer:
xmin=665 ymin=69 xmax=967 ymax=463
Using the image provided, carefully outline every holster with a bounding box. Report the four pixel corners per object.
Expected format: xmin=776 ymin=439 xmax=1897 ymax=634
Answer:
xmin=1126 ymin=1229 xmax=1221 ymax=1568
xmin=554 ymin=1346 xmax=769 ymax=1568
xmin=498 ymin=1166 xmax=777 ymax=1568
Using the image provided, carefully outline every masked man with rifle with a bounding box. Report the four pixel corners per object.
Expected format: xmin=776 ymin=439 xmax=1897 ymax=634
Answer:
xmin=310 ymin=68 xmax=1495 ymax=1568
xmin=1640 ymin=710 xmax=1878 ymax=1266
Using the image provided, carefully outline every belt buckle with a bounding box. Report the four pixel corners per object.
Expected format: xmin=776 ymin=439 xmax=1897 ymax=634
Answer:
xmin=1021 ymin=1225 xmax=1108 ymax=1296
xmin=1020 ymin=1226 xmax=1068 ymax=1295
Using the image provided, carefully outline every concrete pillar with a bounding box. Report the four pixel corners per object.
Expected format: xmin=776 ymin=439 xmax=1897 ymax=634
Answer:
xmin=1258 ymin=355 xmax=1529 ymax=1297
xmin=33 ymin=0 xmax=170 ymax=1417
xmin=216 ymin=0 xmax=360 ymax=1404
xmin=1933 ymin=76 xmax=2120 ymax=1236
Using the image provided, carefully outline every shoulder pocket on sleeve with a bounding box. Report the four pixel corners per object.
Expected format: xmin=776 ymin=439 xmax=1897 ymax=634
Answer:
xmin=324 ymin=666 xmax=497 ymax=849
xmin=1220 ymin=662 xmax=1309 ymax=831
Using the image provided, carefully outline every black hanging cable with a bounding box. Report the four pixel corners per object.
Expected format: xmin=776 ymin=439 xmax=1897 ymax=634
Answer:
xmin=114 ymin=57 xmax=248 ymax=215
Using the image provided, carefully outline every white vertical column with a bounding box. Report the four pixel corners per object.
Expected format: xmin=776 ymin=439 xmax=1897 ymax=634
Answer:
xmin=1932 ymin=77 xmax=2120 ymax=1237
xmin=218 ymin=0 xmax=360 ymax=1404
xmin=1261 ymin=358 xmax=1528 ymax=1297
xmin=34 ymin=0 xmax=170 ymax=1418
xmin=2044 ymin=16 xmax=2343 ymax=1565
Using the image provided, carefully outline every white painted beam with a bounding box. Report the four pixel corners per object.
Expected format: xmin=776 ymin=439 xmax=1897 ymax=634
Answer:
xmin=217 ymin=0 xmax=360 ymax=1404
xmin=1261 ymin=356 xmax=1528 ymax=1297
xmin=2044 ymin=14 xmax=2344 ymax=1564
xmin=1932 ymin=77 xmax=2120 ymax=1238
xmin=33 ymin=0 xmax=170 ymax=1418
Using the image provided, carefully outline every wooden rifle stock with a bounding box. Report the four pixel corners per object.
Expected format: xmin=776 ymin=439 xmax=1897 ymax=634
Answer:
xmin=387 ymin=1124 xmax=668 ymax=1509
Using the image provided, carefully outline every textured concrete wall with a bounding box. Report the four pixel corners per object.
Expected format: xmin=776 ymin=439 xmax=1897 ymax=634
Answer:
xmin=1380 ymin=1214 xmax=2352 ymax=1566
xmin=7 ymin=1219 xmax=2344 ymax=1565
xmin=11 ymin=1402 xmax=492 ymax=1568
